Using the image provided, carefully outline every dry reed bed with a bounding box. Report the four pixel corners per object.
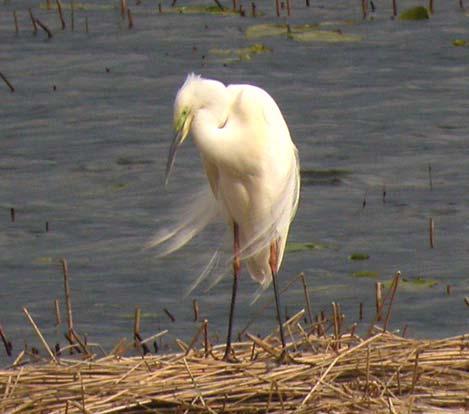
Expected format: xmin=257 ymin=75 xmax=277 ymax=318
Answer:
xmin=1 ymin=322 xmax=468 ymax=414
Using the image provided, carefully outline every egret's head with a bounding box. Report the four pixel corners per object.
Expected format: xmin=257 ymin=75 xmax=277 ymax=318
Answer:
xmin=165 ymin=75 xmax=199 ymax=186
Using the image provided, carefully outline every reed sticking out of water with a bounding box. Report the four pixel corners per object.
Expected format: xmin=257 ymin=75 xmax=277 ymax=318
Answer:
xmin=13 ymin=11 xmax=19 ymax=35
xmin=375 ymin=281 xmax=383 ymax=321
xmin=9 ymin=207 xmax=15 ymax=221
xmin=361 ymin=0 xmax=368 ymax=19
xmin=429 ymin=217 xmax=435 ymax=248
xmin=36 ymin=18 xmax=53 ymax=38
xmin=61 ymin=259 xmax=74 ymax=346
xmin=85 ymin=16 xmax=89 ymax=33
xmin=300 ymin=273 xmax=313 ymax=325
xmin=306 ymin=0 xmax=310 ymax=6
xmin=275 ymin=0 xmax=280 ymax=16
xmin=127 ymin=8 xmax=133 ymax=29
xmin=286 ymin=0 xmax=291 ymax=16
xmin=46 ymin=0 xmax=52 ymax=10
xmin=428 ymin=163 xmax=433 ymax=190
xmin=251 ymin=2 xmax=257 ymax=16
xmin=120 ymin=0 xmax=127 ymax=19
xmin=158 ymin=3 xmax=162 ymax=13
xmin=28 ymin=9 xmax=37 ymax=35
xmin=0 ymin=72 xmax=14 ymax=93
xmin=71 ymin=0 xmax=75 ymax=31
xmin=54 ymin=299 xmax=61 ymax=326
xmin=383 ymin=272 xmax=400 ymax=331
xmin=428 ymin=0 xmax=434 ymax=13
xmin=232 ymin=0 xmax=237 ymax=11
xmin=460 ymin=0 xmax=464 ymax=10
xmin=164 ymin=308 xmax=176 ymax=322
xmin=45 ymin=221 xmax=49 ymax=232
xmin=193 ymin=299 xmax=199 ymax=321
xmin=392 ymin=0 xmax=397 ymax=17
xmin=56 ymin=0 xmax=66 ymax=29
xmin=0 ymin=325 xmax=12 ymax=356
xmin=359 ymin=302 xmax=364 ymax=320
xmin=213 ymin=0 xmax=225 ymax=11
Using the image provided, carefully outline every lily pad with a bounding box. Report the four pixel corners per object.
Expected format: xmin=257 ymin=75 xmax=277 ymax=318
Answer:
xmin=300 ymin=169 xmax=351 ymax=186
xmin=245 ymin=23 xmax=318 ymax=39
xmin=349 ymin=253 xmax=370 ymax=261
xmin=286 ymin=241 xmax=330 ymax=252
xmin=291 ymin=30 xmax=362 ymax=43
xmin=399 ymin=6 xmax=430 ymax=20
xmin=452 ymin=39 xmax=467 ymax=47
xmin=210 ymin=43 xmax=271 ymax=63
xmin=352 ymin=271 xmax=379 ymax=278
xmin=383 ymin=276 xmax=439 ymax=290
xmin=33 ymin=256 xmax=54 ymax=265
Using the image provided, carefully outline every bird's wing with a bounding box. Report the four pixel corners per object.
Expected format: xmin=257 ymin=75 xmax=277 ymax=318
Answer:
xmin=201 ymin=156 xmax=219 ymax=200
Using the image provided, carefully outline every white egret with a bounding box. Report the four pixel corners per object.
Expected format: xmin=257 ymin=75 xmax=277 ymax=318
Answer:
xmin=161 ymin=74 xmax=300 ymax=360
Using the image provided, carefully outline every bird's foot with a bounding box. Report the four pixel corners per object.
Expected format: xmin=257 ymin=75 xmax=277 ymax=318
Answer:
xmin=277 ymin=348 xmax=293 ymax=364
xmin=222 ymin=346 xmax=239 ymax=363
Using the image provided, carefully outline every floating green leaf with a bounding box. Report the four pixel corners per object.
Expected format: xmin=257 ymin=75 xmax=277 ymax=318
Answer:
xmin=210 ymin=43 xmax=271 ymax=63
xmin=383 ymin=276 xmax=439 ymax=290
xmin=33 ymin=256 xmax=54 ymax=265
xmin=452 ymin=39 xmax=467 ymax=47
xmin=399 ymin=6 xmax=430 ymax=21
xmin=349 ymin=253 xmax=370 ymax=261
xmin=286 ymin=241 xmax=330 ymax=253
xmin=291 ymin=30 xmax=362 ymax=43
xmin=352 ymin=271 xmax=379 ymax=278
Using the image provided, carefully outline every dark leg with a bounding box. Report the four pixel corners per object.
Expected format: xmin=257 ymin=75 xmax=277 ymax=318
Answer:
xmin=270 ymin=241 xmax=287 ymax=355
xmin=224 ymin=222 xmax=241 ymax=361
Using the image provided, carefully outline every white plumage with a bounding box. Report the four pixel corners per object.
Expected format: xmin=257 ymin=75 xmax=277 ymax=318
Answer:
xmin=151 ymin=73 xmax=300 ymax=288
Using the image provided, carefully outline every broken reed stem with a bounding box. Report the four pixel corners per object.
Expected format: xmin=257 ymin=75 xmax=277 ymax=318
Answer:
xmin=251 ymin=2 xmax=256 ymax=16
xmin=29 ymin=8 xmax=38 ymax=35
xmin=375 ymin=282 xmax=383 ymax=321
xmin=428 ymin=0 xmax=434 ymax=13
xmin=47 ymin=0 xmax=52 ymax=10
xmin=300 ymin=273 xmax=313 ymax=325
xmin=163 ymin=308 xmax=176 ymax=322
xmin=193 ymin=299 xmax=199 ymax=322
xmin=331 ymin=302 xmax=340 ymax=349
xmin=275 ymin=0 xmax=280 ymax=16
xmin=54 ymin=299 xmax=61 ymax=326
xmin=359 ymin=302 xmax=364 ymax=321
xmin=36 ymin=18 xmax=53 ymax=38
xmin=56 ymin=0 xmax=66 ymax=30
xmin=383 ymin=272 xmax=400 ymax=332
xmin=286 ymin=0 xmax=291 ymax=16
xmin=0 ymin=325 xmax=12 ymax=356
xmin=85 ymin=16 xmax=89 ymax=33
xmin=429 ymin=217 xmax=435 ymax=248
xmin=361 ymin=0 xmax=368 ymax=18
xmin=428 ymin=163 xmax=433 ymax=191
xmin=133 ymin=306 xmax=141 ymax=339
xmin=0 ymin=72 xmax=15 ymax=93
xmin=203 ymin=319 xmax=209 ymax=357
xmin=127 ymin=8 xmax=133 ymax=29
xmin=61 ymin=259 xmax=74 ymax=342
xmin=23 ymin=307 xmax=58 ymax=363
xmin=232 ymin=0 xmax=237 ymax=11
xmin=392 ymin=0 xmax=397 ymax=17
xmin=13 ymin=10 xmax=19 ymax=34
xmin=120 ymin=0 xmax=127 ymax=19
xmin=213 ymin=0 xmax=225 ymax=10
xmin=71 ymin=0 xmax=75 ymax=31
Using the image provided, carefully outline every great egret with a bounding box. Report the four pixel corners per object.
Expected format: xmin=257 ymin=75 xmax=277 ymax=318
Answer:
xmin=162 ymin=74 xmax=300 ymax=360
